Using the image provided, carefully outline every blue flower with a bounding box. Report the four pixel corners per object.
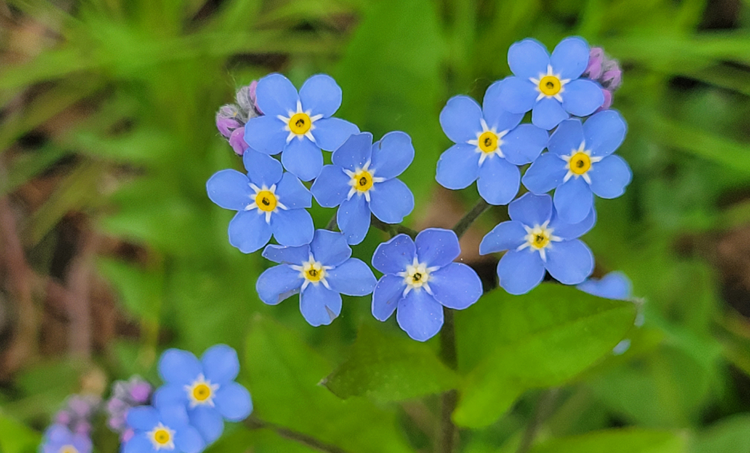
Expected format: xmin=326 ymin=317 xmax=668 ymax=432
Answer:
xmin=41 ymin=425 xmax=92 ymax=453
xmin=206 ymin=149 xmax=314 ymax=254
xmin=498 ymin=37 xmax=605 ymax=130
xmin=522 ymin=110 xmax=631 ymax=224
xmin=256 ymin=229 xmax=377 ymax=326
xmin=310 ymin=132 xmax=415 ymax=245
xmin=577 ymin=271 xmax=632 ymax=300
xmin=152 ymin=346 xmax=252 ymax=446
xmin=479 ymin=193 xmax=595 ymax=295
xmin=123 ymin=403 xmax=205 ymax=453
xmin=243 ymin=73 xmax=359 ymax=181
xmin=371 ymin=228 xmax=483 ymax=342
xmin=436 ymin=82 xmax=548 ymax=205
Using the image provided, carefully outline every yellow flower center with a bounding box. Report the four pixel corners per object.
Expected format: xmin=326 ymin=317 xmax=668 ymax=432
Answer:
xmin=538 ymin=75 xmax=562 ymax=96
xmin=59 ymin=446 xmax=79 ymax=453
xmin=569 ymin=152 xmax=592 ymax=175
xmin=403 ymin=261 xmax=431 ymax=290
xmin=352 ymin=169 xmax=374 ymax=193
xmin=152 ymin=428 xmax=172 ymax=446
xmin=192 ymin=383 xmax=212 ymax=402
xmin=303 ymin=262 xmax=326 ymax=283
xmin=255 ymin=190 xmax=277 ymax=212
xmin=288 ymin=112 xmax=312 ymax=135
xmin=531 ymin=232 xmax=551 ymax=249
xmin=477 ymin=131 xmax=498 ymax=154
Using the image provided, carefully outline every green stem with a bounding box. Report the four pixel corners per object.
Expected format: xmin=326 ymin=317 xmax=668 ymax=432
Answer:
xmin=325 ymin=214 xmax=338 ymax=231
xmin=438 ymin=308 xmax=458 ymax=453
xmin=370 ymin=216 xmax=418 ymax=238
xmin=515 ymin=389 xmax=560 ymax=453
xmin=245 ymin=417 xmax=350 ymax=453
xmin=452 ymin=198 xmax=491 ymax=239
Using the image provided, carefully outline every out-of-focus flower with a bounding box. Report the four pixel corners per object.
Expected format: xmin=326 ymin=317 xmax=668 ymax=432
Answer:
xmin=123 ymin=403 xmax=205 ymax=453
xmin=52 ymin=394 xmax=101 ymax=437
xmin=583 ymin=47 xmax=623 ymax=111
xmin=106 ymin=377 xmax=153 ymax=442
xmin=40 ymin=425 xmax=92 ymax=453
xmin=577 ymin=271 xmax=632 ymax=300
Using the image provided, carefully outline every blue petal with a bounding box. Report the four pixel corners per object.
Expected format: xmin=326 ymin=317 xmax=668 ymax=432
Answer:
xmin=281 ymin=137 xmax=322 ymax=182
xmin=126 ymin=406 xmax=159 ymax=431
xmin=300 ymin=283 xmax=342 ymax=326
xmin=331 ymin=132 xmax=373 ymax=172
xmin=435 ymin=144 xmax=481 ymax=190
xmin=482 ymin=79 xmax=524 ymax=132
xmin=439 ymin=96 xmax=483 ymax=143
xmin=396 ymin=290 xmax=444 ymax=342
xmin=188 ymin=406 xmax=224 ymax=445
xmin=562 ymin=79 xmax=604 ymax=117
xmin=45 ymin=425 xmax=72 ymax=444
xmin=71 ymin=436 xmax=92 ymax=453
xmin=256 ymin=265 xmax=302 ymax=305
xmin=583 ymin=110 xmax=627 ymax=157
xmin=532 ymin=97 xmax=569 ymax=130
xmin=477 ymin=157 xmax=520 ymax=205
xmin=415 ymin=228 xmax=460 ymax=268
xmin=508 ymin=192 xmax=553 ymax=226
xmin=522 ymin=153 xmax=567 ymax=194
xmin=244 ymin=115 xmax=287 ymax=155
xmin=270 ymin=208 xmax=315 ymax=247
xmin=553 ymin=176 xmax=593 ymax=224
xmin=326 ymin=258 xmax=377 ymax=296
xmin=311 ymin=229 xmax=352 ymax=266
xmin=310 ymin=165 xmax=350 ymax=207
xmin=201 ymin=344 xmax=239 ymax=385
xmin=429 ymin=263 xmax=482 ymax=310
xmin=312 ymin=117 xmax=360 ymax=151
xmin=299 ymin=74 xmax=342 ymax=118
xmin=578 ymin=271 xmax=632 ymax=300
xmin=153 ymin=385 xmax=187 ymax=408
xmin=547 ymin=118 xmax=584 ymax=156
xmin=544 ymin=239 xmax=594 ymax=285
xmin=497 ymin=250 xmax=545 ymax=295
xmin=337 ymin=195 xmax=371 ymax=245
xmin=372 ymin=275 xmax=405 ymax=321
xmin=589 ymin=155 xmax=632 ymax=199
xmin=508 ymin=38 xmax=549 ymax=79
xmin=255 ymin=73 xmax=298 ymax=118
xmin=549 ymin=206 xmax=596 ymax=240
xmin=124 ymin=434 xmax=155 ymax=453
xmin=276 ymin=173 xmax=312 ymax=209
xmin=479 ymin=221 xmax=527 ymax=254
xmin=370 ymin=179 xmax=414 ymax=223
xmin=371 ymin=131 xmax=414 ymax=179
xmin=261 ymin=244 xmax=310 ymax=265
xmin=243 ymin=149 xmax=282 ymax=186
xmin=214 ymin=382 xmax=253 ymax=421
xmin=206 ymin=170 xmax=252 ymax=211
xmin=158 ymin=404 xmax=190 ymax=429
xmin=372 ymin=234 xmax=416 ymax=274
xmin=173 ymin=425 xmax=205 ymax=453
xmin=498 ymin=76 xmax=538 ymax=114
xmin=550 ymin=36 xmax=590 ymax=80
xmin=228 ymin=211 xmax=272 ymax=254
xmin=159 ymin=349 xmax=201 ymax=386
xmin=501 ymin=124 xmax=548 ymax=165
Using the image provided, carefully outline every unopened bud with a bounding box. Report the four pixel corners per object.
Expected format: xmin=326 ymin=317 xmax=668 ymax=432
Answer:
xmin=229 ymin=127 xmax=248 ymax=155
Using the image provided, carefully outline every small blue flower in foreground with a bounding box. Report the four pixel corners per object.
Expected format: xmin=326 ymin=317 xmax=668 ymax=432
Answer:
xmin=244 ymin=73 xmax=359 ymax=181
xmin=480 ymin=193 xmax=595 ymax=295
xmin=523 ymin=110 xmax=631 ymax=224
xmin=206 ymin=149 xmax=314 ymax=253
xmin=436 ymin=82 xmax=548 ymax=205
xmin=498 ymin=37 xmax=604 ymax=130
xmin=371 ymin=228 xmax=482 ymax=342
xmin=577 ymin=271 xmax=632 ymax=300
xmin=41 ymin=425 xmax=92 ymax=453
xmin=152 ymin=346 xmax=252 ymax=445
xmin=123 ymin=402 xmax=205 ymax=453
xmin=257 ymin=229 xmax=377 ymax=326
xmin=311 ymin=132 xmax=415 ymax=245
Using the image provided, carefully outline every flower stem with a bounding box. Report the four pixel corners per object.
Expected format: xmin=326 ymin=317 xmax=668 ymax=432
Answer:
xmin=453 ymin=198 xmax=491 ymax=239
xmin=326 ymin=214 xmax=338 ymax=231
xmin=245 ymin=416 xmax=350 ymax=453
xmin=438 ymin=308 xmax=458 ymax=453
xmin=515 ymin=389 xmax=560 ymax=453
xmin=370 ymin=215 xmax=418 ymax=238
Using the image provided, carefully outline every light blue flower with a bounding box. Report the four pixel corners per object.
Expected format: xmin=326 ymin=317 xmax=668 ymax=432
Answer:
xmin=243 ymin=73 xmax=359 ymax=181
xmin=522 ymin=110 xmax=631 ymax=224
xmin=310 ymin=132 xmax=415 ymax=245
xmin=577 ymin=271 xmax=632 ymax=300
xmin=479 ymin=193 xmax=595 ymax=295
xmin=371 ymin=228 xmax=483 ymax=342
xmin=436 ymin=82 xmax=548 ymax=205
xmin=256 ymin=229 xmax=377 ymax=326
xmin=206 ymin=149 xmax=314 ymax=254
xmin=40 ymin=425 xmax=92 ymax=453
xmin=498 ymin=37 xmax=605 ymax=130
xmin=123 ymin=402 xmax=205 ymax=453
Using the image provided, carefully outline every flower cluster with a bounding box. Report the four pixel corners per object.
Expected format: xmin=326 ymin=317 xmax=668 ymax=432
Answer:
xmin=106 ymin=376 xmax=153 ymax=442
xmin=41 ymin=395 xmax=100 ymax=453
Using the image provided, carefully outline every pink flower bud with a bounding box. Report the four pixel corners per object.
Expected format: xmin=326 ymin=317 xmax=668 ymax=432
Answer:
xmin=229 ymin=127 xmax=248 ymax=155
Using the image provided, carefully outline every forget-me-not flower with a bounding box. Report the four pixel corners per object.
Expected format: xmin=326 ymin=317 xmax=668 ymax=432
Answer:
xmin=436 ymin=81 xmax=548 ymax=205
xmin=577 ymin=271 xmax=632 ymax=300
xmin=479 ymin=193 xmax=595 ymax=295
xmin=371 ymin=228 xmax=482 ymax=342
xmin=41 ymin=425 xmax=92 ymax=453
xmin=206 ymin=149 xmax=314 ymax=254
xmin=522 ymin=110 xmax=631 ymax=224
xmin=256 ymin=229 xmax=377 ymax=326
xmin=498 ymin=37 xmax=604 ymax=130
xmin=311 ymin=132 xmax=415 ymax=245
xmin=244 ymin=73 xmax=359 ymax=181
xmin=123 ymin=402 xmax=205 ymax=453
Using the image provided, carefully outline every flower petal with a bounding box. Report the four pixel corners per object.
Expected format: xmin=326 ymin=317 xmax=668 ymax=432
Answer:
xmin=201 ymin=344 xmax=239 ymax=384
xmin=544 ymin=239 xmax=594 ymax=285
xmin=372 ymin=234 xmax=416 ymax=274
xmin=158 ymin=403 xmax=190 ymax=428
xmin=547 ymin=118 xmax=584 ymax=157
xmin=508 ymin=38 xmax=549 ymax=79
xmin=299 ymin=74 xmax=342 ymax=117
xmin=311 ymin=165 xmax=350 ymax=207
xmin=497 ymin=250 xmax=545 ymax=295
xmin=214 ymin=382 xmax=253 ymax=421
xmin=477 ymin=157 xmax=520 ymax=205
xmin=371 ymin=131 xmax=414 ymax=179
xmin=589 ymin=155 xmax=632 ymax=199
xmin=255 ymin=73 xmax=299 ymax=118
xmin=71 ymin=436 xmax=92 ymax=453
xmin=553 ymin=176 xmax=594 ymax=224
xmin=281 ymin=137 xmax=323 ymax=182
xmin=498 ymin=76 xmax=538 ymax=114
xmin=159 ymin=349 xmax=201 ymax=386
xmin=174 ymin=425 xmax=205 ymax=453
xmin=312 ymin=117 xmax=360 ymax=152
xmin=532 ymin=97 xmax=569 ymax=130
xmin=326 ymin=258 xmax=377 ymax=296
xmin=337 ymin=194 xmax=371 ymax=245
xmin=331 ymin=132 xmax=373 ymax=172
xmin=501 ymin=124 xmax=548 ymax=165
xmin=550 ymin=36 xmax=590 ymax=80
xmin=300 ymin=283 xmax=342 ymax=326
xmin=508 ymin=192 xmax=553 ymax=226
xmin=228 ymin=211 xmax=272 ymax=254
xmin=435 ymin=143 xmax=481 ymax=190
xmin=271 ymin=208 xmax=315 ymax=247
xmin=126 ymin=406 xmax=160 ymax=431
xmin=243 ymin=149 xmax=283 ymax=186
xmin=153 ymin=385 xmax=187 ymax=408
xmin=415 ymin=228 xmax=460 ymax=268
xmin=583 ymin=110 xmax=627 ymax=157
xmin=276 ymin=173 xmax=312 ymax=209
xmin=479 ymin=220 xmax=527 ymax=254
xmin=244 ymin=115 xmax=287 ymax=155
xmin=396 ymin=290 xmax=444 ymax=342
xmin=124 ymin=434 xmax=154 ymax=453
xmin=370 ymin=179 xmax=414 ymax=223
xmin=522 ymin=153 xmax=568 ymax=194
xmin=549 ymin=206 xmax=596 ymax=240
xmin=577 ymin=272 xmax=632 ymax=300
xmin=311 ymin=229 xmax=352 ymax=266
xmin=188 ymin=406 xmax=224 ymax=445
xmin=206 ymin=170 xmax=252 ymax=211
xmin=561 ymin=79 xmax=604 ymax=117
xmin=256 ymin=265 xmax=303 ymax=305
xmin=439 ymin=95 xmax=483 ymax=143
xmin=261 ymin=244 xmax=309 ymax=265
xmin=429 ymin=263 xmax=482 ymax=310
xmin=372 ymin=275 xmax=406 ymax=321
xmin=482 ymin=79 xmax=524 ymax=132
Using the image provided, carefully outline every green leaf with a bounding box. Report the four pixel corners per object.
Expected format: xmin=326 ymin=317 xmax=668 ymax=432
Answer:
xmin=454 ymin=284 xmax=637 ymax=428
xmin=691 ymin=415 xmax=750 ymax=453
xmin=528 ymin=428 xmax=686 ymax=453
xmin=0 ymin=413 xmax=41 ymax=453
xmin=97 ymin=258 xmax=163 ymax=322
xmin=322 ymin=323 xmax=458 ymax=402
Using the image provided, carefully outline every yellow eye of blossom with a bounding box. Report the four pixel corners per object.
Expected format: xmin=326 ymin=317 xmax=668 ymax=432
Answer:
xmin=538 ymin=75 xmax=562 ymax=96
xmin=288 ymin=112 xmax=312 ymax=135
xmin=401 ymin=259 xmax=433 ymax=293
xmin=568 ymin=152 xmax=592 ymax=175
xmin=303 ymin=262 xmax=325 ymax=283
xmin=477 ymin=131 xmax=498 ymax=153
xmin=192 ymin=383 xmax=212 ymax=402
xmin=255 ymin=190 xmax=277 ymax=212
xmin=59 ymin=446 xmax=79 ymax=453
xmin=153 ymin=429 xmax=171 ymax=445
xmin=531 ymin=232 xmax=551 ymax=249
xmin=352 ymin=169 xmax=374 ymax=192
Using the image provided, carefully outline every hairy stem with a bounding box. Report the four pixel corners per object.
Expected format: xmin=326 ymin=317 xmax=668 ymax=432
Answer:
xmin=516 ymin=389 xmax=560 ymax=453
xmin=453 ymin=198 xmax=491 ymax=239
xmin=246 ymin=417 xmax=350 ymax=453
xmin=438 ymin=308 xmax=458 ymax=453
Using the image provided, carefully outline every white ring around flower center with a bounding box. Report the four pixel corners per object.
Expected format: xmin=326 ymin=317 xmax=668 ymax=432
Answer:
xmin=529 ymin=64 xmax=571 ymax=102
xmin=148 ymin=423 xmax=176 ymax=451
xmin=246 ymin=183 xmax=288 ymax=223
xmin=516 ymin=220 xmax=562 ymax=262
xmin=277 ymin=100 xmax=324 ymax=144
xmin=562 ymin=141 xmax=603 ymax=184
xmin=291 ymin=256 xmax=333 ymax=291
xmin=398 ymin=258 xmax=439 ymax=296
xmin=184 ymin=373 xmax=220 ymax=408
xmin=467 ymin=118 xmax=509 ymax=165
